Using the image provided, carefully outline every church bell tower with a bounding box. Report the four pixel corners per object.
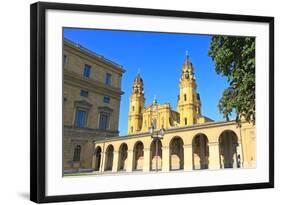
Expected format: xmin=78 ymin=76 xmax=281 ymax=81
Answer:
xmin=128 ymin=74 xmax=145 ymax=134
xmin=177 ymin=53 xmax=201 ymax=126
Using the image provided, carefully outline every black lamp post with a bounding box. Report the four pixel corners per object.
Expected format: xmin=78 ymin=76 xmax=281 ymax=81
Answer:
xmin=149 ymin=122 xmax=165 ymax=172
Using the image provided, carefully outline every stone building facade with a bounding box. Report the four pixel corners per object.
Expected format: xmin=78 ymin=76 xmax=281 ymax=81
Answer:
xmin=63 ymin=39 xmax=125 ymax=171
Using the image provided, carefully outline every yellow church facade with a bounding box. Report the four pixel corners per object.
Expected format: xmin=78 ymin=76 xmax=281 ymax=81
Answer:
xmin=91 ymin=57 xmax=256 ymax=173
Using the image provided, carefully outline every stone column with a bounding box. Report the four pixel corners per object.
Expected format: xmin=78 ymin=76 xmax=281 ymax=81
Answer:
xmin=236 ymin=142 xmax=243 ymax=168
xmin=126 ymin=150 xmax=134 ymax=172
xmin=100 ymin=151 xmax=106 ymax=173
xmin=162 ymin=146 xmax=170 ymax=172
xmin=91 ymin=153 xmax=96 ymax=170
xmin=112 ymin=151 xmax=120 ymax=172
xmin=208 ymin=142 xmax=220 ymax=170
xmin=184 ymin=144 xmax=193 ymax=171
xmin=143 ymin=148 xmax=151 ymax=172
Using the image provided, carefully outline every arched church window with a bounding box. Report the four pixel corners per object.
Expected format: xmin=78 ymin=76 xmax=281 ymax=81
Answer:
xmin=184 ymin=118 xmax=187 ymax=125
xmin=132 ymin=106 xmax=135 ymax=111
xmin=73 ymin=145 xmax=81 ymax=162
xmin=184 ymin=94 xmax=187 ymax=101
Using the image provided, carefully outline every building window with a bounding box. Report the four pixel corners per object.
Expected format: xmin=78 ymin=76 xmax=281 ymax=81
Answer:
xmin=131 ymin=126 xmax=133 ymax=133
xmin=75 ymin=110 xmax=86 ymax=128
xmin=153 ymin=119 xmax=157 ymax=129
xmin=80 ymin=90 xmax=89 ymax=97
xmin=132 ymin=106 xmax=135 ymax=111
xmin=63 ymin=54 xmax=67 ymax=67
xmin=103 ymin=96 xmax=110 ymax=104
xmin=105 ymin=73 xmax=112 ymax=85
xmin=83 ymin=64 xmax=91 ymax=78
xmin=184 ymin=117 xmax=187 ymax=125
xmin=73 ymin=145 xmax=81 ymax=162
xmin=99 ymin=113 xmax=109 ymax=130
xmin=184 ymin=94 xmax=187 ymax=101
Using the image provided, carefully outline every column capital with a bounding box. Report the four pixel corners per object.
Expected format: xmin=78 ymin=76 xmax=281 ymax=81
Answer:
xmin=162 ymin=146 xmax=169 ymax=150
xmin=183 ymin=144 xmax=192 ymax=148
xmin=208 ymin=141 xmax=219 ymax=146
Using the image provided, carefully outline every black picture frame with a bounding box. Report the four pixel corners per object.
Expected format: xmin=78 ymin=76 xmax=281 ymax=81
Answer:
xmin=30 ymin=1 xmax=274 ymax=203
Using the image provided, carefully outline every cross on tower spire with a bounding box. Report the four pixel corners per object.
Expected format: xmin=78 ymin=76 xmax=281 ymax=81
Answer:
xmin=153 ymin=95 xmax=157 ymax=104
xmin=186 ymin=50 xmax=190 ymax=60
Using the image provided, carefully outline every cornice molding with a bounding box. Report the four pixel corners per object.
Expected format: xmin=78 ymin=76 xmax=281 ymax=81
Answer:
xmin=64 ymin=39 xmax=125 ymax=74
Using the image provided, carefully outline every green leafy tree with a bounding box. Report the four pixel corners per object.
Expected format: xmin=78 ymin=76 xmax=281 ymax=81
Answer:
xmin=208 ymin=36 xmax=255 ymax=125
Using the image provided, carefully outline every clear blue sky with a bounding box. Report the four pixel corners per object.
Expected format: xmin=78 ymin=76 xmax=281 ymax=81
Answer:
xmin=64 ymin=28 xmax=232 ymax=136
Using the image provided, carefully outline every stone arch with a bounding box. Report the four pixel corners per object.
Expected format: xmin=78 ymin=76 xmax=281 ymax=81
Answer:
xmin=214 ymin=128 xmax=240 ymax=142
xmin=104 ymin=144 xmax=114 ymax=171
xmin=94 ymin=146 xmax=102 ymax=171
xmin=118 ymin=143 xmax=128 ymax=171
xmin=192 ymin=133 xmax=209 ymax=170
xmin=150 ymin=139 xmax=162 ymax=171
xmin=133 ymin=141 xmax=144 ymax=171
xmin=169 ymin=136 xmax=184 ymax=170
xmin=219 ymin=130 xmax=239 ymax=168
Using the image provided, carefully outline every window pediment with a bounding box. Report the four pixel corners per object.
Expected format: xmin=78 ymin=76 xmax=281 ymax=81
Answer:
xmin=98 ymin=106 xmax=113 ymax=113
xmin=74 ymin=100 xmax=92 ymax=109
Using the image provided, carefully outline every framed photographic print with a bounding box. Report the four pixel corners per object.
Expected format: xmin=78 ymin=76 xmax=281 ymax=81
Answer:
xmin=30 ymin=1 xmax=274 ymax=203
